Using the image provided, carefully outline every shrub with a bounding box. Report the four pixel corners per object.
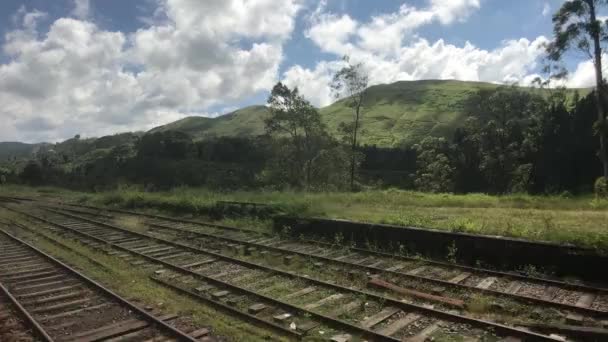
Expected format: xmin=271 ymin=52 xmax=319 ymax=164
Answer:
xmin=594 ymin=177 xmax=608 ymax=198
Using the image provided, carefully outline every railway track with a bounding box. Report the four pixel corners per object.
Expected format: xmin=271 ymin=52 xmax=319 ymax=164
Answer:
xmin=53 ymin=203 xmax=608 ymax=318
xmin=0 ymin=291 xmax=37 ymax=342
xmin=2 ymin=202 xmax=572 ymax=341
xmin=42 ymin=203 xmax=608 ymax=321
xmin=0 ymin=225 xmax=211 ymax=342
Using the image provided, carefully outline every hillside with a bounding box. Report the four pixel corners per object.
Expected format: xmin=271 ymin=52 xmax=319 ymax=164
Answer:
xmin=0 ymin=80 xmax=589 ymax=160
xmin=0 ymin=142 xmax=43 ymax=161
xmin=149 ymin=106 xmax=269 ymax=139
xmin=150 ymin=80 xmax=588 ymax=147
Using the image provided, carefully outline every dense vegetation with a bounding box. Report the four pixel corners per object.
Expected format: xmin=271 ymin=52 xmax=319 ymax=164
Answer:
xmin=0 ymin=81 xmax=602 ymax=195
xmin=149 ymin=80 xmax=586 ymax=147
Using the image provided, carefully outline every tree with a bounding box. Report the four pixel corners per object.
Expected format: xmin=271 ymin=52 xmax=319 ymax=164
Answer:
xmin=460 ymin=87 xmax=547 ymax=193
xmin=20 ymin=161 xmax=44 ymax=185
xmin=137 ymin=131 xmax=193 ymax=159
xmin=265 ymin=82 xmax=327 ymax=188
xmin=331 ymin=56 xmax=369 ymax=191
xmin=414 ymin=137 xmax=455 ymax=193
xmin=546 ymin=0 xmax=608 ymax=179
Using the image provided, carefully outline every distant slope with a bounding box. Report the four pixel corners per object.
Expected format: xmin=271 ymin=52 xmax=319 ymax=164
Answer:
xmin=150 ymin=80 xmax=588 ymax=147
xmin=0 ymin=142 xmax=41 ymax=160
xmin=150 ymin=106 xmax=270 ymax=139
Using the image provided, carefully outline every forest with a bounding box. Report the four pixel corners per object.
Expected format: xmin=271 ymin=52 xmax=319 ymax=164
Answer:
xmin=0 ymin=83 xmax=603 ymax=196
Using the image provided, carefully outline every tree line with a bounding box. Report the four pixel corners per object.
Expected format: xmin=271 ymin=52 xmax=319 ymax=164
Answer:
xmin=1 ymin=84 xmax=603 ymax=195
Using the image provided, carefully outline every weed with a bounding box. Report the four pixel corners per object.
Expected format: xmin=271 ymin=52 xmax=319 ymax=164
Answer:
xmin=446 ymin=242 xmax=458 ymax=264
xmin=114 ymin=216 xmax=145 ymax=232
xmin=467 ymin=295 xmax=492 ymax=314
xmin=4 ymin=185 xmax=608 ymax=250
xmin=333 ymin=232 xmax=344 ymax=247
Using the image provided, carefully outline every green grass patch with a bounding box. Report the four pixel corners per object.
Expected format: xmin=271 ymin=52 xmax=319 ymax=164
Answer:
xmin=3 ymin=185 xmax=608 ymax=250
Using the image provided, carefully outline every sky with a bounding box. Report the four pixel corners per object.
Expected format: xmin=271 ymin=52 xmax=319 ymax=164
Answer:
xmin=0 ymin=0 xmax=602 ymax=143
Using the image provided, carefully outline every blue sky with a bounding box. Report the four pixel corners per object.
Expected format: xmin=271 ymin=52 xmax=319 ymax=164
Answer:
xmin=0 ymin=0 xmax=600 ymax=142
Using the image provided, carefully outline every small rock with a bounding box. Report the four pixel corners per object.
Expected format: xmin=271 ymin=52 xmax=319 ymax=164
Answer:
xmin=289 ymin=322 xmax=297 ymax=330
xmin=330 ymin=333 xmax=352 ymax=342
xmin=566 ymin=313 xmax=583 ymax=325
xmin=498 ymin=337 xmax=522 ymax=342
xmin=248 ymin=303 xmax=267 ymax=314
xmin=154 ymin=270 xmax=165 ymax=275
xmin=296 ymin=321 xmax=319 ymax=332
xmin=212 ymin=290 xmax=230 ymax=299
xmin=490 ymin=302 xmax=505 ymax=312
xmin=430 ymin=286 xmax=446 ymax=295
xmin=548 ymin=334 xmax=566 ymax=342
xmin=195 ymin=285 xmax=212 ymax=293
xmin=273 ymin=313 xmax=292 ymax=322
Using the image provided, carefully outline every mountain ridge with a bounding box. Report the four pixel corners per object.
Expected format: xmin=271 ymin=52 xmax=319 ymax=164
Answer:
xmin=1 ymin=80 xmax=590 ymax=151
xmin=150 ymin=79 xmax=589 ymax=147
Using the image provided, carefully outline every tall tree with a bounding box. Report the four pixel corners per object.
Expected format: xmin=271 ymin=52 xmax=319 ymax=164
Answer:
xmin=330 ymin=56 xmax=369 ymax=190
xmin=265 ymin=82 xmax=326 ymax=188
xmin=546 ymin=0 xmax=608 ymax=178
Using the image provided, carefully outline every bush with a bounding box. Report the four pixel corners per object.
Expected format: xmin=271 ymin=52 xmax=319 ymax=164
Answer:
xmin=594 ymin=177 xmax=608 ymax=198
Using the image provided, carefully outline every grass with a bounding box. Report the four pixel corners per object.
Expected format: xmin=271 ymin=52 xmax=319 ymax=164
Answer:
xmin=3 ymin=184 xmax=608 ymax=250
xmin=114 ymin=216 xmax=145 ymax=232
xmin=147 ymin=80 xmax=589 ymax=147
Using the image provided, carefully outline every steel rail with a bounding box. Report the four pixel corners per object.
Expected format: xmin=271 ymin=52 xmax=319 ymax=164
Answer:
xmin=48 ymin=201 xmax=608 ymax=295
xmin=0 ymin=227 xmax=199 ymax=342
xmin=133 ymin=218 xmax=608 ymax=318
xmin=0 ymin=282 xmax=54 ymax=342
xmin=45 ymin=204 xmax=608 ymax=318
xmin=15 ymin=207 xmax=401 ymax=342
xmin=11 ymin=196 xmax=608 ymax=296
xmin=19 ymin=205 xmax=559 ymax=341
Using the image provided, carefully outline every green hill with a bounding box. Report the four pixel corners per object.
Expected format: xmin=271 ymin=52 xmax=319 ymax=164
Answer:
xmin=149 ymin=106 xmax=270 ymax=139
xmin=151 ymin=80 xmax=588 ymax=147
xmin=0 ymin=142 xmax=43 ymax=161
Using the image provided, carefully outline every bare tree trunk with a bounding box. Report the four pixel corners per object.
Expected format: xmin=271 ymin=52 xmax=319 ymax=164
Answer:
xmin=350 ymin=102 xmax=361 ymax=191
xmin=590 ymin=1 xmax=608 ymax=178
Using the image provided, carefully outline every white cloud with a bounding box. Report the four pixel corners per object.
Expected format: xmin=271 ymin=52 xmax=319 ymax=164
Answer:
xmin=542 ymin=2 xmax=551 ymax=17
xmin=430 ymin=0 xmax=481 ymax=25
xmin=71 ymin=0 xmax=91 ymax=19
xmin=285 ymin=0 xmax=549 ymax=106
xmin=0 ymin=0 xmax=302 ymax=142
xmin=564 ymin=55 xmax=608 ymax=88
xmin=0 ymin=0 xmax=591 ymax=143
xmin=283 ymin=60 xmax=347 ymax=107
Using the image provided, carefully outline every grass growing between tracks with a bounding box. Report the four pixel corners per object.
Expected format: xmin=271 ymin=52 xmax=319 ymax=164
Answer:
xmin=0 ymin=212 xmax=289 ymax=342
xmin=3 ymin=185 xmax=608 ymax=250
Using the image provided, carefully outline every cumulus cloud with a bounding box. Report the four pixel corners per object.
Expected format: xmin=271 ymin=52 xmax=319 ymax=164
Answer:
xmin=429 ymin=0 xmax=481 ymax=25
xmin=285 ymin=0 xmax=549 ymax=106
xmin=71 ymin=0 xmax=91 ymax=19
xmin=542 ymin=2 xmax=551 ymax=17
xmin=0 ymin=0 xmax=301 ymax=142
xmin=0 ymin=0 xmax=596 ymax=143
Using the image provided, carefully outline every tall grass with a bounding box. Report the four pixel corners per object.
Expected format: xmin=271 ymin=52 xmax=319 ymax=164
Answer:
xmin=3 ymin=185 xmax=608 ymax=250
